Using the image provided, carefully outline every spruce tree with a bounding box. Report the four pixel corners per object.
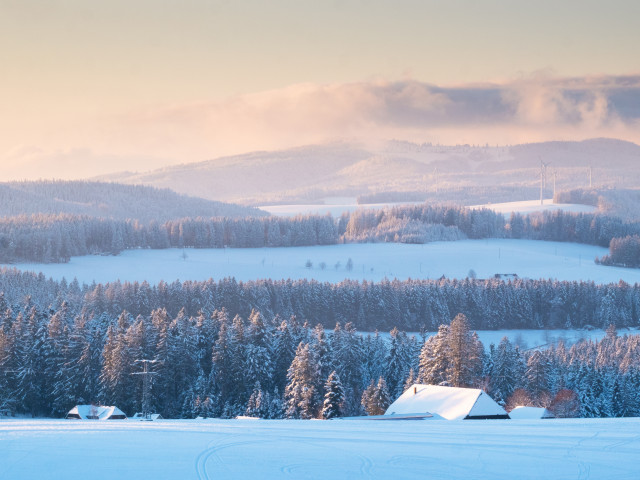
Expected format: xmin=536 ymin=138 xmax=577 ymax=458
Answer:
xmin=285 ymin=343 xmax=320 ymax=419
xmin=361 ymin=377 xmax=391 ymax=416
xmin=322 ymin=371 xmax=345 ymax=419
xmin=418 ymin=325 xmax=450 ymax=385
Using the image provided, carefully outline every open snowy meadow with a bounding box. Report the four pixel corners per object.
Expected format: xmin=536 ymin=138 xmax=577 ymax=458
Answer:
xmin=469 ymin=199 xmax=597 ymax=217
xmin=5 ymin=239 xmax=639 ymax=286
xmin=1 ymin=418 xmax=639 ymax=479
xmin=260 ymin=198 xmax=597 ymax=218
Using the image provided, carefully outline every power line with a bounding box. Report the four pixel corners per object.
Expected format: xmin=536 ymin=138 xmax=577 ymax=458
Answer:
xmin=131 ymin=359 xmax=159 ymax=420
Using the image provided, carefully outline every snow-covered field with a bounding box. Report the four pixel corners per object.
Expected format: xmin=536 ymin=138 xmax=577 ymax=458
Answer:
xmin=470 ymin=199 xmax=598 ymax=216
xmin=371 ymin=328 xmax=640 ymax=351
xmin=5 ymin=239 xmax=638 ymax=285
xmin=259 ymin=197 xmax=422 ymax=217
xmin=1 ymin=418 xmax=638 ymax=479
xmin=260 ymin=198 xmax=597 ymax=218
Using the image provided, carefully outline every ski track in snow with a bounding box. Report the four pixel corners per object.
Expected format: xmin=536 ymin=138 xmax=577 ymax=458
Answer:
xmin=195 ymin=437 xmax=258 ymax=480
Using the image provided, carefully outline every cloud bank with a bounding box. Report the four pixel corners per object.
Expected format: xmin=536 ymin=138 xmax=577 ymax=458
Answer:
xmin=3 ymin=74 xmax=640 ymax=179
xmin=115 ymin=73 xmax=640 ymax=155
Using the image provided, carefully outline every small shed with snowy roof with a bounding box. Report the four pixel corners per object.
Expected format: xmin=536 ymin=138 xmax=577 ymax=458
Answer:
xmin=385 ymin=384 xmax=509 ymax=420
xmin=509 ymin=406 xmax=554 ymax=419
xmin=65 ymin=405 xmax=127 ymax=420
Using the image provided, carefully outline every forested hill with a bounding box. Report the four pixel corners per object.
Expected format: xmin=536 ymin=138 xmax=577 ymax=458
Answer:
xmin=96 ymin=138 xmax=640 ymax=205
xmin=0 ymin=181 xmax=267 ymax=222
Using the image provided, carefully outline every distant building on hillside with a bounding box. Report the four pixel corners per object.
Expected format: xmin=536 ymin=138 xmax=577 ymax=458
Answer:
xmin=65 ymin=405 xmax=127 ymax=420
xmin=494 ymin=273 xmax=518 ymax=280
xmin=385 ymin=384 xmax=509 ymax=420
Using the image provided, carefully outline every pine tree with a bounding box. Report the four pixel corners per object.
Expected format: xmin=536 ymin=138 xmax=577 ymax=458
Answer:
xmin=417 ymin=325 xmax=450 ymax=385
xmin=385 ymin=328 xmax=416 ymax=398
xmin=403 ymin=369 xmax=417 ymax=393
xmin=489 ymin=337 xmax=523 ymax=406
xmin=267 ymin=387 xmax=284 ymax=419
xmin=322 ymin=371 xmax=345 ymax=419
xmin=285 ymin=343 xmax=320 ymax=419
xmin=330 ymin=322 xmax=364 ymax=415
xmin=525 ymin=349 xmax=551 ymax=403
xmin=361 ymin=377 xmax=391 ymax=416
xmin=361 ymin=331 xmax=387 ymax=388
xmin=447 ymin=313 xmax=481 ymax=387
xmin=244 ymin=310 xmax=273 ymax=392
xmin=245 ymin=381 xmax=267 ymax=418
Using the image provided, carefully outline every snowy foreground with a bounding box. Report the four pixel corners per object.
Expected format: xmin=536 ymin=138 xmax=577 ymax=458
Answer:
xmin=1 ymin=418 xmax=639 ymax=479
xmin=6 ymin=239 xmax=639 ymax=286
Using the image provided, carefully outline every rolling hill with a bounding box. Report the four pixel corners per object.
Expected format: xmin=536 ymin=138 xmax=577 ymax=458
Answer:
xmin=96 ymin=138 xmax=640 ymax=206
xmin=0 ymin=181 xmax=267 ymax=222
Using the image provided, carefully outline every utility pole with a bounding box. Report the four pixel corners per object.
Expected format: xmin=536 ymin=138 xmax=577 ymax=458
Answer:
xmin=589 ymin=165 xmax=592 ymax=188
xmin=132 ymin=359 xmax=158 ymax=420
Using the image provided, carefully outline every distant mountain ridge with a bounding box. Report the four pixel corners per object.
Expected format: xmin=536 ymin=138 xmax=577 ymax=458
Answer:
xmin=0 ymin=180 xmax=267 ymax=222
xmin=95 ymin=138 xmax=640 ymax=206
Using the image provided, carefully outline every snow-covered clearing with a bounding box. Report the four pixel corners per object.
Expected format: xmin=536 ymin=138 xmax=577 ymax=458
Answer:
xmin=260 ymin=198 xmax=597 ymax=218
xmin=369 ymin=328 xmax=640 ymax=351
xmin=5 ymin=239 xmax=638 ymax=286
xmin=259 ymin=197 xmax=421 ymax=217
xmin=1 ymin=418 xmax=638 ymax=479
xmin=470 ymin=198 xmax=597 ymax=216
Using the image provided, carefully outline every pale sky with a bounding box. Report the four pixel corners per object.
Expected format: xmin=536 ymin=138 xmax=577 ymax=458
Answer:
xmin=1 ymin=0 xmax=639 ymax=179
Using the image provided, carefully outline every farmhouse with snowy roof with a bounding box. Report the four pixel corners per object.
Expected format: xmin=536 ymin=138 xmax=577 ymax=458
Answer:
xmin=65 ymin=405 xmax=127 ymax=420
xmin=385 ymin=384 xmax=509 ymax=420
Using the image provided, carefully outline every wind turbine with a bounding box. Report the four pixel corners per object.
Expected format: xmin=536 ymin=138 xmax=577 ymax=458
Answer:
xmin=539 ymin=159 xmax=550 ymax=205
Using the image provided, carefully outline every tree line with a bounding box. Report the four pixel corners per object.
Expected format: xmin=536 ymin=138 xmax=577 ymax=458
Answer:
xmin=1 ymin=303 xmax=639 ymax=421
xmin=1 ymin=269 xmax=639 ymax=332
xmin=0 ymin=214 xmax=338 ymax=263
xmin=597 ymin=235 xmax=640 ymax=268
xmin=3 ymin=204 xmax=640 ymax=263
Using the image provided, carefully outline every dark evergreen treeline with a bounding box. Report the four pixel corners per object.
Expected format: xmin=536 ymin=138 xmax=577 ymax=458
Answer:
xmin=554 ymin=188 xmax=601 ymax=207
xmin=3 ymin=204 xmax=640 ymax=263
xmin=0 ymin=213 xmax=338 ymax=263
xmin=597 ymin=235 xmax=640 ymax=268
xmin=1 ymin=301 xmax=639 ymax=421
xmin=1 ymin=268 xmax=639 ymax=334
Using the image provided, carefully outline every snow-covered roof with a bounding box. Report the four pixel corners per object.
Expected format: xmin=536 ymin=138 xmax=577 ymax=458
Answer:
xmin=385 ymin=384 xmax=508 ymax=420
xmin=132 ymin=413 xmax=163 ymax=421
xmin=509 ymin=406 xmax=553 ymax=419
xmin=66 ymin=405 xmax=127 ymax=420
xmin=340 ymin=413 xmax=445 ymax=421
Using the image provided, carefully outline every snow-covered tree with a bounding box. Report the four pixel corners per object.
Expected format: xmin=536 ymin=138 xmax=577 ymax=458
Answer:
xmin=322 ymin=371 xmax=345 ymax=419
xmin=361 ymin=377 xmax=391 ymax=416
xmin=285 ymin=343 xmax=321 ymax=419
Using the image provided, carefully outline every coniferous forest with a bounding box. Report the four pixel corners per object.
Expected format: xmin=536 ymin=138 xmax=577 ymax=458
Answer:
xmin=3 ymin=204 xmax=640 ymax=263
xmin=1 ymin=270 xmax=640 ymax=419
xmin=2 ymin=187 xmax=640 ymax=420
